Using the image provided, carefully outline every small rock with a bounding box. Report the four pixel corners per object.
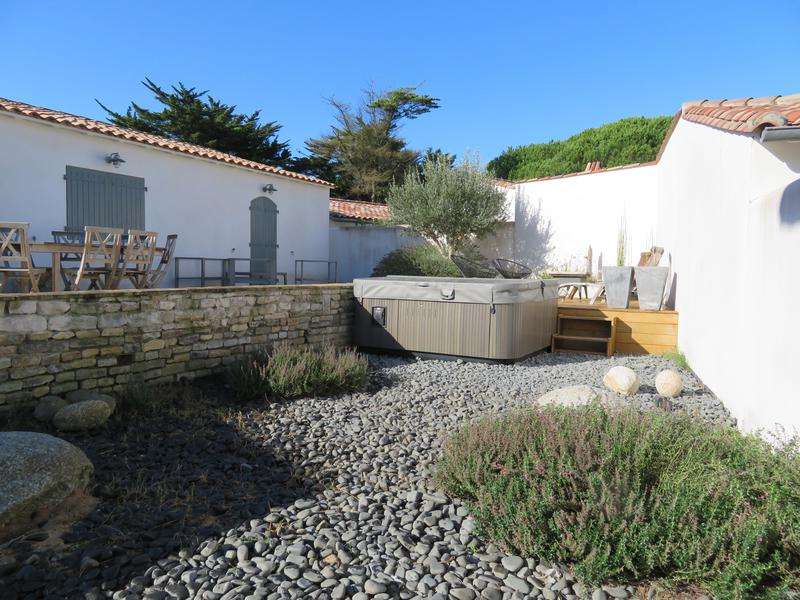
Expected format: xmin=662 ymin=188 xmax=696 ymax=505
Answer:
xmin=53 ymin=400 xmax=112 ymax=431
xmin=364 ymin=579 xmax=387 ymax=595
xmin=500 ymin=555 xmax=524 ymax=573
xmin=503 ymin=574 xmax=530 ymax=594
xmin=34 ymin=396 xmax=68 ymax=422
xmin=65 ymin=389 xmax=117 ymax=412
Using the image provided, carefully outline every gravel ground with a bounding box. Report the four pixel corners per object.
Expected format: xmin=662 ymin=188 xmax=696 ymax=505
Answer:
xmin=2 ymin=352 xmax=730 ymax=599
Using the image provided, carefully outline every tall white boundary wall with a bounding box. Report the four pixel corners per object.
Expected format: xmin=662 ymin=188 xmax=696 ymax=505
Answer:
xmin=506 ymin=119 xmax=800 ymax=432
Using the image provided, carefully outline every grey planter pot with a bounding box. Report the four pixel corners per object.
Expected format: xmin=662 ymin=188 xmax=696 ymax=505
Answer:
xmin=603 ymin=267 xmax=633 ymax=308
xmin=634 ymin=266 xmax=669 ymax=311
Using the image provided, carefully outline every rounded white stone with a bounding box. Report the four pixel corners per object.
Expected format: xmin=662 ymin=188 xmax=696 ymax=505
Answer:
xmin=655 ymin=369 xmax=683 ymax=398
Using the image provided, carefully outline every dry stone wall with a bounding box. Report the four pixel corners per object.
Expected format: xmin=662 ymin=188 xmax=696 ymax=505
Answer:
xmin=0 ymin=284 xmax=354 ymax=410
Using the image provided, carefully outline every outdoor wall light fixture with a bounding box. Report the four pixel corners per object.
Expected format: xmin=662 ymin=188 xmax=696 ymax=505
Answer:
xmin=105 ymin=152 xmax=126 ymax=167
xmin=262 ymin=183 xmax=277 ymax=194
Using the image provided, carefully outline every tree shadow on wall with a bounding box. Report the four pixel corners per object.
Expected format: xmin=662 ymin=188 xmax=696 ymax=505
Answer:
xmin=513 ymin=199 xmax=554 ymax=271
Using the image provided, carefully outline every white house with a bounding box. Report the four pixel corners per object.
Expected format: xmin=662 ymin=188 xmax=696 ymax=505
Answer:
xmin=496 ymin=92 xmax=800 ymax=432
xmin=0 ymin=97 xmax=334 ymax=286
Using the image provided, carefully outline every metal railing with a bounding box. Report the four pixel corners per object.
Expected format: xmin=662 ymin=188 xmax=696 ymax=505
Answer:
xmin=223 ymin=258 xmax=287 ymax=286
xmin=174 ymin=257 xmax=288 ymax=287
xmin=294 ymin=260 xmax=338 ymax=284
xmin=174 ymin=257 xmax=226 ymax=287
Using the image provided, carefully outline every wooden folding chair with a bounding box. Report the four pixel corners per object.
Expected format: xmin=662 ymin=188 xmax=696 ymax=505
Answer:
xmin=69 ymin=227 xmax=123 ymax=291
xmin=120 ymin=230 xmax=159 ymax=288
xmin=144 ymin=234 xmax=177 ymax=288
xmin=0 ymin=222 xmax=48 ymax=293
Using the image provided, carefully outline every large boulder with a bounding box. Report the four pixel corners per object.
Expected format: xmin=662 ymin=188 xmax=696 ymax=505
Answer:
xmin=34 ymin=395 xmax=68 ymax=422
xmin=65 ymin=390 xmax=117 ymax=413
xmin=0 ymin=432 xmax=93 ymax=540
xmin=602 ymin=366 xmax=641 ymax=396
xmin=537 ymin=385 xmax=623 ymax=409
xmin=53 ymin=400 xmax=112 ymax=432
xmin=655 ymin=369 xmax=684 ymax=398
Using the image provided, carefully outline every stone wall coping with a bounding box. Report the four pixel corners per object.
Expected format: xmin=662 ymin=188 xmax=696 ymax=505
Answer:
xmin=0 ymin=283 xmax=354 ymax=303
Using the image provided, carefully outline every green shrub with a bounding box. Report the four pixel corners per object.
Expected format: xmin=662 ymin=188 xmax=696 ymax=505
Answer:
xmin=372 ymin=244 xmax=461 ymax=277
xmin=437 ymin=404 xmax=800 ymax=598
xmin=227 ymin=345 xmax=368 ymax=402
xmin=488 ymin=116 xmax=673 ymax=181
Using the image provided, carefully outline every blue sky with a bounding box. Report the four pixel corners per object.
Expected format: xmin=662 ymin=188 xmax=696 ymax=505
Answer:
xmin=2 ymin=0 xmax=798 ymax=162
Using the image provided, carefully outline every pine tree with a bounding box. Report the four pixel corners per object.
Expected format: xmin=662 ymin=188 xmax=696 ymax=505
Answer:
xmin=296 ymin=87 xmax=440 ymax=202
xmin=97 ymin=78 xmax=292 ymax=167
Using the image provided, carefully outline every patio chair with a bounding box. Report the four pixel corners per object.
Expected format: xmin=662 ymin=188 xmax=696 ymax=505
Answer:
xmin=68 ymin=226 xmax=123 ymax=290
xmin=491 ymin=258 xmax=532 ymax=279
xmin=0 ymin=222 xmax=48 ymax=293
xmin=52 ymin=229 xmax=84 ymax=289
xmin=452 ymin=253 xmax=499 ymax=278
xmin=120 ymin=230 xmax=159 ymax=288
xmin=144 ymin=234 xmax=177 ymax=288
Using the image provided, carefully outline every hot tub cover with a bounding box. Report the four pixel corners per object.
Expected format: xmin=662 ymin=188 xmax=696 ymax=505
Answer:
xmin=353 ymin=276 xmax=558 ymax=304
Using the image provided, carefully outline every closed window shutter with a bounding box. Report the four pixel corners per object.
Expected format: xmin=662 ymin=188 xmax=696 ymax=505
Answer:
xmin=65 ymin=166 xmax=145 ymax=230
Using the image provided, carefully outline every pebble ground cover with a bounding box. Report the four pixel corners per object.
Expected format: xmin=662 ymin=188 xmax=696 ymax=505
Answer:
xmin=1 ymin=352 xmax=733 ymax=599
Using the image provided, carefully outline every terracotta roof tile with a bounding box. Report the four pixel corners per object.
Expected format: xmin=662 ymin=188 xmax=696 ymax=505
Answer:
xmin=329 ymin=198 xmax=390 ymax=222
xmin=0 ymin=97 xmax=333 ymax=187
xmin=681 ymin=93 xmax=800 ymax=133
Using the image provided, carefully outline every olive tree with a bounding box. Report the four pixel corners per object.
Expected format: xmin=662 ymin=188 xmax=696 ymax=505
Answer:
xmin=387 ymin=155 xmax=507 ymax=257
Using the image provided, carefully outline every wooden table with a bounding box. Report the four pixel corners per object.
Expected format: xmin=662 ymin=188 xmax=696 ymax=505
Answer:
xmin=28 ymin=242 xmax=164 ymax=292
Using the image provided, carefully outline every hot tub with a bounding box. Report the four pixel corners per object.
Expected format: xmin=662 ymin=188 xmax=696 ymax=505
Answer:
xmin=353 ymin=276 xmax=558 ymax=360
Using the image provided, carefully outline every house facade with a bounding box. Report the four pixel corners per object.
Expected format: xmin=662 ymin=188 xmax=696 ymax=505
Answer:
xmin=0 ymin=98 xmax=333 ymax=286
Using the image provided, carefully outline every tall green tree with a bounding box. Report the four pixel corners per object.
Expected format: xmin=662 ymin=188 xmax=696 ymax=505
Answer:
xmin=418 ymin=147 xmax=456 ymax=178
xmin=97 ymin=78 xmax=292 ymax=167
xmin=388 ymin=154 xmax=507 ymax=257
xmin=297 ymin=87 xmax=440 ymax=201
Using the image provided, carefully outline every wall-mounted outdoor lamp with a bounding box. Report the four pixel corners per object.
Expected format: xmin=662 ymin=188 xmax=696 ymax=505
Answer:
xmin=262 ymin=183 xmax=277 ymax=194
xmin=105 ymin=152 xmax=126 ymax=167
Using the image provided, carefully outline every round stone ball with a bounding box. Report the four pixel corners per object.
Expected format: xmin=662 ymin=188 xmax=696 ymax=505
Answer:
xmin=655 ymin=369 xmax=684 ymax=398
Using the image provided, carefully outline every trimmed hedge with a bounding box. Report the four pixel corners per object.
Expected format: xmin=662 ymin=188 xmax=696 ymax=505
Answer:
xmin=437 ymin=404 xmax=800 ymax=598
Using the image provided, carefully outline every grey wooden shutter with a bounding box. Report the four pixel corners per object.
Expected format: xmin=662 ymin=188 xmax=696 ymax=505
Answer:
xmin=65 ymin=166 xmax=145 ymax=230
xmin=250 ymin=196 xmax=278 ymax=283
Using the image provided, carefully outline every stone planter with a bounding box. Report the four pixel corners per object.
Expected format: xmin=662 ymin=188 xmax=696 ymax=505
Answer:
xmin=634 ymin=266 xmax=669 ymax=310
xmin=603 ymin=266 xmax=633 ymax=308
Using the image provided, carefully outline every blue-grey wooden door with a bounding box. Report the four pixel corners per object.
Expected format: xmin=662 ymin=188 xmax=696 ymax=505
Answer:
xmin=249 ymin=196 xmax=278 ymax=283
xmin=65 ymin=166 xmax=145 ymax=230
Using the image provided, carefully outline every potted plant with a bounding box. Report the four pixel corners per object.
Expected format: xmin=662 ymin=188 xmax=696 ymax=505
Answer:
xmin=634 ymin=266 xmax=669 ymax=310
xmin=603 ymin=266 xmax=634 ymax=308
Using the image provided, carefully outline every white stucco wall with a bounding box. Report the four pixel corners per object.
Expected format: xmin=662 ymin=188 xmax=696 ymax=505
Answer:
xmin=0 ymin=113 xmax=331 ymax=286
xmin=329 ymin=221 xmax=424 ymax=282
xmin=656 ymin=119 xmax=800 ymax=433
xmin=509 ymin=165 xmax=659 ymax=273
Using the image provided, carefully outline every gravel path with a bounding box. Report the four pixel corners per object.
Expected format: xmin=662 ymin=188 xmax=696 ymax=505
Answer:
xmin=5 ymin=353 xmax=730 ymax=599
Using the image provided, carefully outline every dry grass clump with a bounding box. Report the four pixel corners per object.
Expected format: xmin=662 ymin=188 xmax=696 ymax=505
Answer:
xmin=437 ymin=404 xmax=800 ymax=599
xmin=228 ymin=345 xmax=368 ymax=402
